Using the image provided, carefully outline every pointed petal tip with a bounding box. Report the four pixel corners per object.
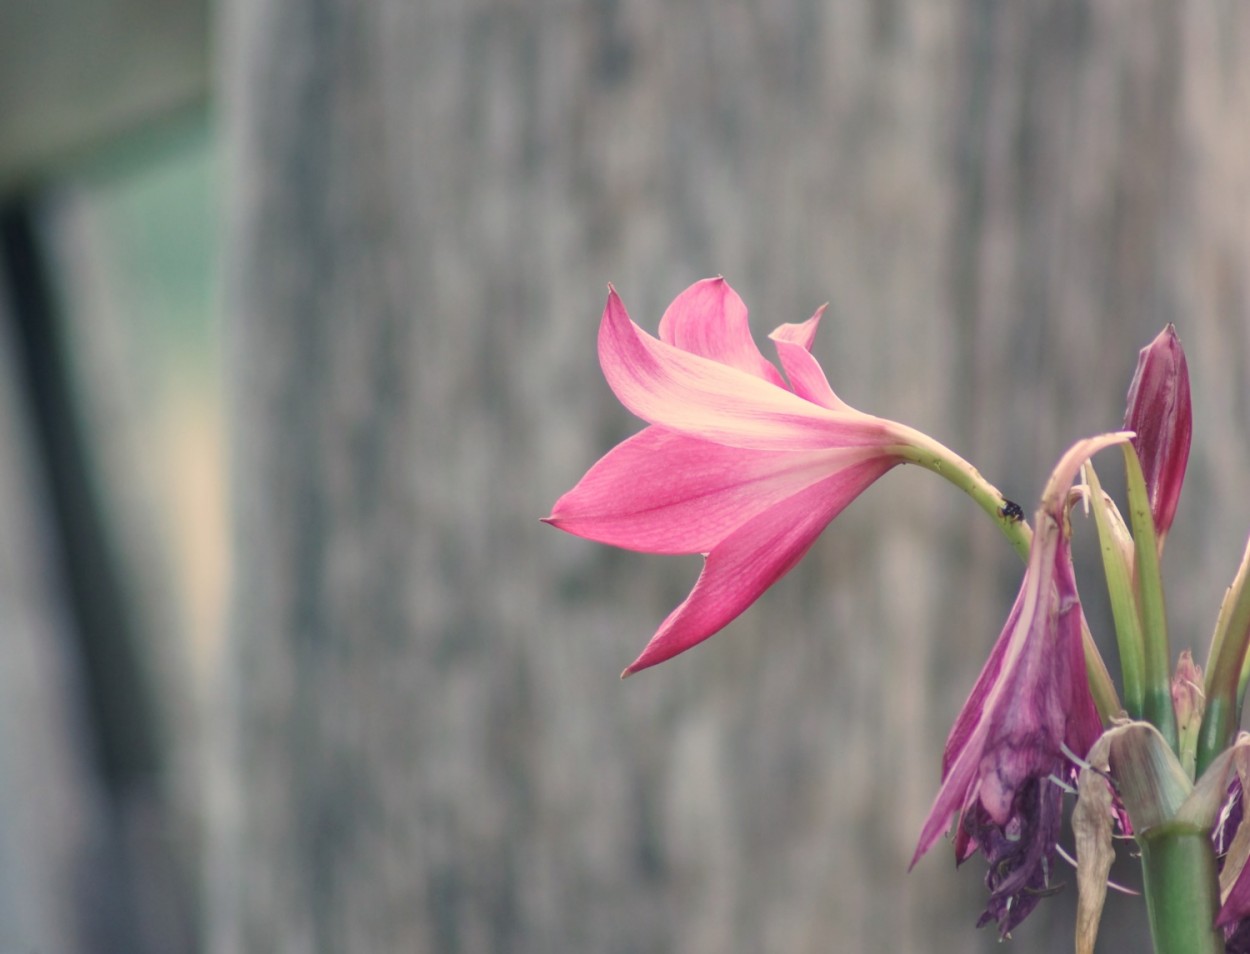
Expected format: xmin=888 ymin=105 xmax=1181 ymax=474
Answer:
xmin=542 ymin=499 xmax=574 ymax=528
xmin=910 ymin=815 xmax=952 ymax=872
xmin=621 ymin=647 xmax=660 ymax=677
xmin=1154 ymin=322 xmax=1182 ymax=348
xmin=622 ymin=653 xmax=655 ymax=677
xmin=678 ymin=275 xmax=730 ymax=296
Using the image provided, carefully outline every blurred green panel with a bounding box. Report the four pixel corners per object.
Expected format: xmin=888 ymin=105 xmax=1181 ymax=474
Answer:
xmin=0 ymin=0 xmax=208 ymax=192
xmin=42 ymin=110 xmax=224 ymax=675
xmin=68 ymin=116 xmax=219 ymax=360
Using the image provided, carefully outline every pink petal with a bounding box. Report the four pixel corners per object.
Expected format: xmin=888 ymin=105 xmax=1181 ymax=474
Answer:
xmin=969 ymin=529 xmax=1082 ymax=825
xmin=912 ymin=543 xmax=1050 ymax=867
xmin=912 ymin=729 xmax=989 ymax=867
xmin=939 ymin=582 xmax=1026 ymax=774
xmin=1052 ymin=540 xmax=1103 ymax=756
xmin=658 ymin=278 xmax=787 ymax=388
xmin=621 ymin=456 xmax=898 ymax=675
xmin=769 ymin=309 xmax=823 ymax=353
xmin=769 ymin=313 xmax=851 ymax=411
xmin=600 ymin=287 xmax=895 ymax=451
xmin=546 ymin=427 xmax=886 ymax=554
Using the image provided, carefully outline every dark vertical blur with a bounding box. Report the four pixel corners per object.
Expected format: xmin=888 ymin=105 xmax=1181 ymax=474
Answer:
xmin=0 ymin=197 xmax=195 ymax=952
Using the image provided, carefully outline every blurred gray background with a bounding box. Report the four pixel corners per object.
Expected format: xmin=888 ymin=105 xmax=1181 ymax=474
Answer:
xmin=1 ymin=0 xmax=1248 ymax=952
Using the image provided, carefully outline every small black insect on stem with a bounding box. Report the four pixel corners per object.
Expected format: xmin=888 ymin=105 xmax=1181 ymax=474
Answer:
xmin=999 ymin=499 xmax=1025 ymax=523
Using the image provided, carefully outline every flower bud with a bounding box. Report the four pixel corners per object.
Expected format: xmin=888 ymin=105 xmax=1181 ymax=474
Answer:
xmin=1124 ymin=325 xmax=1192 ymax=548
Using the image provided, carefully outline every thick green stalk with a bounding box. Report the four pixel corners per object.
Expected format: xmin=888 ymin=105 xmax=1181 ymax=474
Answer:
xmin=891 ymin=426 xmax=1121 ymax=720
xmin=1122 ymin=446 xmax=1178 ymax=752
xmin=1137 ymin=822 xmax=1224 ymax=954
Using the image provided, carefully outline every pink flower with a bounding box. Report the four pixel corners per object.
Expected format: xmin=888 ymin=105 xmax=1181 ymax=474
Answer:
xmin=545 ymin=278 xmax=915 ymax=675
xmin=911 ymin=435 xmax=1123 ymax=935
xmin=1123 ymin=324 xmax=1191 ymax=547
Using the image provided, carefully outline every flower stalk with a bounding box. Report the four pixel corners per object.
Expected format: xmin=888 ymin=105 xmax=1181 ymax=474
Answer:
xmin=1139 ymin=823 xmax=1224 ymax=954
xmin=889 ymin=427 xmax=1031 ymax=561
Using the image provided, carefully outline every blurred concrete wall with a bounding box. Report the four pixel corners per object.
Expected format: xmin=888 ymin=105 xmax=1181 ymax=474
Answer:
xmin=209 ymin=2 xmax=1250 ymax=953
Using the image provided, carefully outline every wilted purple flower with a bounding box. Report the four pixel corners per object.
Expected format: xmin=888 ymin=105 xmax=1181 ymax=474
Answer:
xmin=912 ymin=436 xmax=1121 ymax=935
xmin=1123 ymin=324 xmax=1191 ymax=547
xmin=1226 ymin=921 xmax=1250 ymax=954
xmin=1218 ymin=782 xmax=1250 ymax=946
xmin=1218 ymin=762 xmax=1250 ymax=946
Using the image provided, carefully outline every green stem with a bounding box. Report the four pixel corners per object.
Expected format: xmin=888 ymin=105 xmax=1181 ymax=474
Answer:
xmin=891 ymin=427 xmax=1121 ymax=720
xmin=891 ymin=426 xmax=1031 ymax=561
xmin=1122 ymin=446 xmax=1178 ymax=752
xmin=1195 ymin=697 xmax=1236 ymax=782
xmin=1137 ymin=822 xmax=1224 ymax=954
xmin=1084 ymin=462 xmax=1146 ymax=719
xmin=1201 ymin=536 xmax=1250 ymax=776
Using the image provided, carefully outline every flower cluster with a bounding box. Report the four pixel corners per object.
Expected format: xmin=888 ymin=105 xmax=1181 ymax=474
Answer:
xmin=550 ymin=280 xmax=1250 ymax=949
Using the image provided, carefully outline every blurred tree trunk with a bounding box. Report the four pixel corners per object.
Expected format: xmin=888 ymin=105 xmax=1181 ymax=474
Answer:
xmin=214 ymin=1 xmax=1250 ymax=953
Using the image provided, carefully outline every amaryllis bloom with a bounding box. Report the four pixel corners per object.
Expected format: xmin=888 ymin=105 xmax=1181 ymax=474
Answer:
xmin=912 ymin=436 xmax=1123 ymax=935
xmin=1123 ymin=324 xmax=1191 ymax=546
xmin=546 ymin=278 xmax=918 ymax=675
